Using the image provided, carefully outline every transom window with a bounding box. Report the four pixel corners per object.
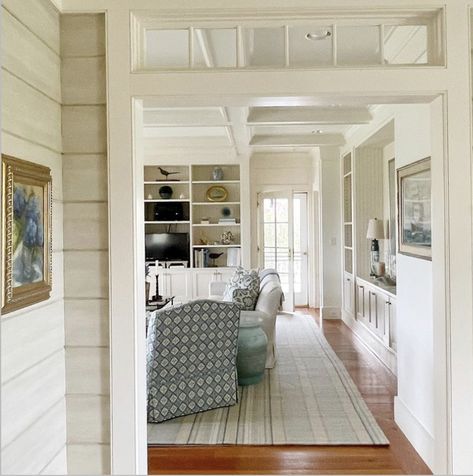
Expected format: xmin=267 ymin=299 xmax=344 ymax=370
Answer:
xmin=132 ymin=9 xmax=444 ymax=71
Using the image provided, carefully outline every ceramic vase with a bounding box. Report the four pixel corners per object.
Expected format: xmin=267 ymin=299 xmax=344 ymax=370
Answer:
xmin=237 ymin=320 xmax=268 ymax=385
xmin=212 ymin=167 xmax=224 ymax=181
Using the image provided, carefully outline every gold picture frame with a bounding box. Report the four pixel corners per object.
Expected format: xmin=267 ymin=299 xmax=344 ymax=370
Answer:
xmin=397 ymin=157 xmax=432 ymax=260
xmin=2 ymin=155 xmax=52 ymax=314
xmin=206 ymin=185 xmax=228 ymax=202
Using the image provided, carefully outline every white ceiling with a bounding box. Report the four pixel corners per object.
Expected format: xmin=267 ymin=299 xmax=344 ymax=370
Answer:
xmin=141 ymin=104 xmax=377 ymax=155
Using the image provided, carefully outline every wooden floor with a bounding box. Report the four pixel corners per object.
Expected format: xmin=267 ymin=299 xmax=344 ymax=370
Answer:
xmin=148 ymin=308 xmax=431 ymax=475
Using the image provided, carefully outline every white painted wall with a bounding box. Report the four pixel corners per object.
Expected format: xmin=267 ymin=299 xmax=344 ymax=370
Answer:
xmin=1 ymin=0 xmax=67 ymax=473
xmin=392 ymin=105 xmax=434 ymax=467
xmin=318 ymin=147 xmax=342 ymax=318
xmin=342 ymin=104 xmax=436 ymax=468
xmin=60 ymin=13 xmax=110 ymax=475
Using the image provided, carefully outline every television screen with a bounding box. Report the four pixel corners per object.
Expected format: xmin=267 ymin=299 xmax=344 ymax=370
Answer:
xmin=145 ymin=233 xmax=189 ymax=262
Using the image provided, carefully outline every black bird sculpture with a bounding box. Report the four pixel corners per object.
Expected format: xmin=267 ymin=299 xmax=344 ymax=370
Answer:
xmin=209 ymin=252 xmax=224 ymax=267
xmin=158 ymin=167 xmax=179 ymax=180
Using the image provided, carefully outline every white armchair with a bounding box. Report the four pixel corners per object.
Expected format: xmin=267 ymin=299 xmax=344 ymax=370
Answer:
xmin=209 ymin=269 xmax=283 ymax=368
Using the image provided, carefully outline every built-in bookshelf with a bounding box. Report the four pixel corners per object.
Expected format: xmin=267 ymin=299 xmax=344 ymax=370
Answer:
xmin=144 ymin=164 xmax=241 ymax=268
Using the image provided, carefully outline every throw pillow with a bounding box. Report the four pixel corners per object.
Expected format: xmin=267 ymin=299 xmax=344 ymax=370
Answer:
xmin=223 ymin=267 xmax=260 ymax=310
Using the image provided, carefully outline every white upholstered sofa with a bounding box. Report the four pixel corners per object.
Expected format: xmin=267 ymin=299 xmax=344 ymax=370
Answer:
xmin=209 ymin=269 xmax=283 ymax=368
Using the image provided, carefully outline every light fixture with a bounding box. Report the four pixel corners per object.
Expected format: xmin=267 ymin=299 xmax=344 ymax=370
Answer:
xmin=366 ymin=218 xmax=384 ymax=277
xmin=305 ymin=31 xmax=332 ymax=41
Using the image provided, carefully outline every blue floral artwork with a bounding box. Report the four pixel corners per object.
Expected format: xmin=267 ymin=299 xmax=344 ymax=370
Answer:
xmin=12 ymin=183 xmax=45 ymax=287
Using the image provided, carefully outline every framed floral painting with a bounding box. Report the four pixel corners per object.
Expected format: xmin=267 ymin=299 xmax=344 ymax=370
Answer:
xmin=2 ymin=155 xmax=52 ymax=314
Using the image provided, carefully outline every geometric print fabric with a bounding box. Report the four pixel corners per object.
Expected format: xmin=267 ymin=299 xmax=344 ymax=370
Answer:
xmin=147 ymin=300 xmax=240 ymax=423
xmin=223 ymin=267 xmax=260 ymax=311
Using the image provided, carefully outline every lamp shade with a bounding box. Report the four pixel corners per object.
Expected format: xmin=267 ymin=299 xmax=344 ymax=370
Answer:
xmin=366 ymin=218 xmax=385 ymax=239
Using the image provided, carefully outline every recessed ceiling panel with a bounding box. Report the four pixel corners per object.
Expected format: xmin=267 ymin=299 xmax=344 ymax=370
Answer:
xmin=144 ymin=125 xmax=230 ymax=139
xmin=251 ymin=124 xmax=352 ymax=136
xmin=143 ymin=107 xmax=228 ymax=126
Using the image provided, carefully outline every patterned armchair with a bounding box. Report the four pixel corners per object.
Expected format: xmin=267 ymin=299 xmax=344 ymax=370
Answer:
xmin=147 ymin=299 xmax=240 ymax=423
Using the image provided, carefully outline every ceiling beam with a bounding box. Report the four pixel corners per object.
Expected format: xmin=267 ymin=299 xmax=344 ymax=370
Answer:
xmin=250 ymin=133 xmax=345 ymax=146
xmin=247 ymin=106 xmax=372 ymax=125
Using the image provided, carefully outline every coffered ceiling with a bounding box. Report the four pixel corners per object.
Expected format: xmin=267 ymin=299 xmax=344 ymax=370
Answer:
xmin=141 ymin=104 xmax=375 ymax=155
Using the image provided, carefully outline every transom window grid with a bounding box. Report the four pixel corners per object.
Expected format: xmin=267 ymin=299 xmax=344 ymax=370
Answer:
xmin=133 ymin=10 xmax=444 ymax=71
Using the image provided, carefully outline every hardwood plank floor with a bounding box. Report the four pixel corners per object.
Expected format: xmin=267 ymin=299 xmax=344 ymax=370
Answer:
xmin=148 ymin=308 xmax=431 ymax=475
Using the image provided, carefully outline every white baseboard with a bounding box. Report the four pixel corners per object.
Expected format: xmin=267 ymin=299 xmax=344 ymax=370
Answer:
xmin=321 ymin=307 xmax=341 ymax=320
xmin=342 ymin=311 xmax=397 ymax=375
xmin=394 ymin=397 xmax=434 ymax=470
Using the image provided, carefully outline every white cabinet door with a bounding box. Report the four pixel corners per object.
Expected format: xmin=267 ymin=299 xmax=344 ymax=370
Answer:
xmin=343 ymin=274 xmax=354 ymax=315
xmin=193 ymin=268 xmax=234 ymax=299
xmin=356 ymin=282 xmax=366 ymax=321
xmin=152 ymin=268 xmax=191 ymax=303
xmin=164 ymin=269 xmax=191 ymax=304
xmin=193 ymin=269 xmax=219 ymax=299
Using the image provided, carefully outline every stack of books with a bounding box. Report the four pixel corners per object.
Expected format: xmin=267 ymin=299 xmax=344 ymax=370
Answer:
xmin=194 ymin=249 xmax=209 ymax=268
xmin=218 ymin=217 xmax=237 ymax=224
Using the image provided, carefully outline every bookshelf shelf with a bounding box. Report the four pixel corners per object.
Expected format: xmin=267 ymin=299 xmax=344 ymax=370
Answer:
xmin=144 ymin=163 xmax=242 ymax=270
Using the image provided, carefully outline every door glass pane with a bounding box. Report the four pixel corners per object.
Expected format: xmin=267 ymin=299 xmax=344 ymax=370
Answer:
xmin=345 ymin=224 xmax=352 ymax=248
xmin=263 ymin=198 xmax=275 ymax=222
xmin=337 ymin=25 xmax=381 ymax=65
xmin=293 ymin=198 xmax=301 ymax=252
xmin=243 ymin=27 xmax=285 ymax=67
xmin=276 ymin=198 xmax=288 ymax=222
xmin=264 ymin=250 xmax=276 ymax=269
xmin=264 ymin=223 xmax=275 ymax=247
xmin=344 ymin=175 xmax=352 ymax=222
xmin=193 ymin=28 xmax=237 ymax=68
xmin=289 ymin=25 xmax=333 ymax=66
xmin=145 ymin=29 xmax=189 ymax=68
xmin=345 ymin=248 xmax=353 ymax=274
xmin=384 ymin=25 xmax=428 ymax=65
xmin=276 ymin=223 xmax=289 ymax=247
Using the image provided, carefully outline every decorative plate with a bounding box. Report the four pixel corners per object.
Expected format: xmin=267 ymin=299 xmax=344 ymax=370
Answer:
xmin=206 ymin=185 xmax=228 ymax=202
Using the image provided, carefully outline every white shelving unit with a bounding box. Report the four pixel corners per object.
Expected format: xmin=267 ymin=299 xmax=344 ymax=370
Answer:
xmin=144 ymin=163 xmax=242 ymax=269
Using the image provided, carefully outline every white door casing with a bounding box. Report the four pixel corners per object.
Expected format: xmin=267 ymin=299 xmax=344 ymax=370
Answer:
xmin=58 ymin=1 xmax=473 ymax=474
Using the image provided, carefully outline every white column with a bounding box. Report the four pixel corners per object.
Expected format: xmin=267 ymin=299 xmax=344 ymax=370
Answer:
xmin=106 ymin=8 xmax=147 ymax=475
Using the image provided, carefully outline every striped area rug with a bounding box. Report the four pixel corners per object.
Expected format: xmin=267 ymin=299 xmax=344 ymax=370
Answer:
xmin=148 ymin=312 xmax=389 ymax=445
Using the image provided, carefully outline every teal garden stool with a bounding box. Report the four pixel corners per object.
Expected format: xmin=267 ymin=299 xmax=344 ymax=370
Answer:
xmin=237 ymin=314 xmax=268 ymax=385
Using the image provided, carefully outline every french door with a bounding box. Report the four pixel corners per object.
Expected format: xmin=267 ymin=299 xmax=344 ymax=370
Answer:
xmin=258 ymin=191 xmax=309 ymax=311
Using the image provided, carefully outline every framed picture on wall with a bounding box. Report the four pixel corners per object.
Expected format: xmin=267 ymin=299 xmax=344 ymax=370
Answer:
xmin=2 ymin=155 xmax=52 ymax=314
xmin=397 ymin=157 xmax=432 ymax=260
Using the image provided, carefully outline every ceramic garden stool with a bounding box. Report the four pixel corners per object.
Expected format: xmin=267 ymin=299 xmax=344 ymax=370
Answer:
xmin=237 ymin=314 xmax=268 ymax=385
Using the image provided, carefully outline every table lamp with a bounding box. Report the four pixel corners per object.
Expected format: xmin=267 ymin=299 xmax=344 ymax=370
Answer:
xmin=366 ymin=218 xmax=384 ymax=277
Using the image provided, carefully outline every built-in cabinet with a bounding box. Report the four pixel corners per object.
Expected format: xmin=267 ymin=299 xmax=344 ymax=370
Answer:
xmin=340 ymin=126 xmax=397 ymax=373
xmin=356 ymin=277 xmax=396 ymax=352
xmin=145 ymin=162 xmax=246 ymax=301
xmin=150 ymin=267 xmax=235 ymax=303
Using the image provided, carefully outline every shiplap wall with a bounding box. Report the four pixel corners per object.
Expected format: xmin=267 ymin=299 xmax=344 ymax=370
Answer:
xmin=354 ymin=147 xmax=384 ymax=279
xmin=60 ymin=14 xmax=110 ymax=475
xmin=1 ymin=0 xmax=67 ymax=474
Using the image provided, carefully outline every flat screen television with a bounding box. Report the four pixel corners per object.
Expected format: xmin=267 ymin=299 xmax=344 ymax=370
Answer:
xmin=145 ymin=233 xmax=189 ymax=262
